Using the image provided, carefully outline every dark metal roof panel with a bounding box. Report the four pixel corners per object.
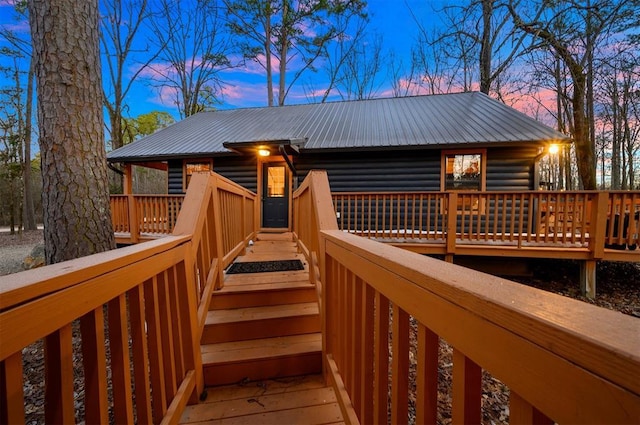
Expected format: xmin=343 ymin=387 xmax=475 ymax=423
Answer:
xmin=108 ymin=92 xmax=569 ymax=161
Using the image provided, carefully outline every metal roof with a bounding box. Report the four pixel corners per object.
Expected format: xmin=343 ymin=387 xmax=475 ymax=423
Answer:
xmin=107 ymin=92 xmax=570 ymax=162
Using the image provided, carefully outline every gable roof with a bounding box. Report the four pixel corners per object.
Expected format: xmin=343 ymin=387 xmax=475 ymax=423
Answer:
xmin=107 ymin=92 xmax=570 ymax=162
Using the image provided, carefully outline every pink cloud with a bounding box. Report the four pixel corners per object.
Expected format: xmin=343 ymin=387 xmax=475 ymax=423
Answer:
xmin=1 ymin=20 xmax=29 ymax=33
xmin=0 ymin=0 xmax=17 ymax=6
xmin=220 ymin=80 xmax=270 ymax=105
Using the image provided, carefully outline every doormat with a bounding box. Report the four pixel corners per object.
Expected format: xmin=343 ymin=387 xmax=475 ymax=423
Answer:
xmin=226 ymin=259 xmax=304 ymax=274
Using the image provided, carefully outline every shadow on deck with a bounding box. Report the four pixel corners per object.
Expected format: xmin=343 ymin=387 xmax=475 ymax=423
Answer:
xmin=181 ymin=232 xmax=344 ymax=424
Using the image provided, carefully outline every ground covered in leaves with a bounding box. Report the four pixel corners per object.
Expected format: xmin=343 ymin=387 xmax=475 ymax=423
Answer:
xmin=3 ymin=233 xmax=638 ymax=424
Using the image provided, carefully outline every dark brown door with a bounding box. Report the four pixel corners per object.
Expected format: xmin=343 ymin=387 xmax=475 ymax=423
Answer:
xmin=262 ymin=163 xmax=289 ymax=228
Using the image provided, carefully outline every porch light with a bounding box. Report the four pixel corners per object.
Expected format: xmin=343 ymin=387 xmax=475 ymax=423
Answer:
xmin=549 ymin=144 xmax=559 ymax=155
xmin=258 ymin=148 xmax=271 ymax=157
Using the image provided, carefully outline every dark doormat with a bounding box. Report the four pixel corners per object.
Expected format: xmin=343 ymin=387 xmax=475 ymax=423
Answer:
xmin=226 ymin=259 xmax=304 ymax=274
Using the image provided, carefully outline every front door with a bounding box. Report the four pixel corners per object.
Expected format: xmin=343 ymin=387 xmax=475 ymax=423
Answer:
xmin=262 ymin=163 xmax=289 ymax=228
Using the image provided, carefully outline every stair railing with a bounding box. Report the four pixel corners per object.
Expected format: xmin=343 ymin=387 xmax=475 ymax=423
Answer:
xmin=0 ymin=171 xmax=256 ymax=424
xmin=173 ymin=172 xmax=257 ymax=331
xmin=294 ymin=171 xmax=640 ymax=424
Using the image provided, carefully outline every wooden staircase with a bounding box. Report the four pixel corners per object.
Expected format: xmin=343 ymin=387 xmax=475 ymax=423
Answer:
xmin=201 ymin=233 xmax=323 ymax=386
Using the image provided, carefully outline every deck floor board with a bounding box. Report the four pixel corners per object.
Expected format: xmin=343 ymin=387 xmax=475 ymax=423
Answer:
xmin=181 ymin=375 xmax=343 ymax=424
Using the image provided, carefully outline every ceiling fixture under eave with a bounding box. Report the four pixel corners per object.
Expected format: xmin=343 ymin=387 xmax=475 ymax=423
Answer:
xmin=258 ymin=148 xmax=270 ymax=157
xmin=549 ymin=144 xmax=559 ymax=154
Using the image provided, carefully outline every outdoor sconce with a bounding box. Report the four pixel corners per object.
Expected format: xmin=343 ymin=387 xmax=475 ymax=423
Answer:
xmin=258 ymin=148 xmax=271 ymax=157
xmin=549 ymin=144 xmax=559 ymax=154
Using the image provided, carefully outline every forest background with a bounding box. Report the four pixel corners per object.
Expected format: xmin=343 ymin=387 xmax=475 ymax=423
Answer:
xmin=1 ymin=0 xmax=638 ymax=230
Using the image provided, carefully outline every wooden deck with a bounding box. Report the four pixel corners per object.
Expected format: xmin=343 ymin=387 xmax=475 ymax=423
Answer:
xmin=182 ymin=232 xmax=343 ymax=424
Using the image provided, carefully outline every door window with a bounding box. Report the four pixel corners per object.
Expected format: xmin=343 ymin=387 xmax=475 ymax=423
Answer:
xmin=267 ymin=166 xmax=286 ymax=197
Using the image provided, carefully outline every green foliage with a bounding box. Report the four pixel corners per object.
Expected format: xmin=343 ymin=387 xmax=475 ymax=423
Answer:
xmin=122 ymin=111 xmax=175 ymax=145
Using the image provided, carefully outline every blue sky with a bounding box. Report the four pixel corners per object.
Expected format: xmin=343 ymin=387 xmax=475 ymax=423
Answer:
xmin=0 ymin=0 xmax=449 ymax=121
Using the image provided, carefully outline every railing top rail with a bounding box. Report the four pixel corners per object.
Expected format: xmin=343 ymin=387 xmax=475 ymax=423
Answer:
xmin=0 ymin=235 xmax=191 ymax=311
xmin=0 ymin=238 xmax=193 ymax=361
xmin=209 ymin=172 xmax=257 ymax=199
xmin=331 ymin=190 xmax=626 ymax=195
xmin=322 ymin=229 xmax=640 ymax=397
xmin=109 ymin=194 xmax=185 ymax=198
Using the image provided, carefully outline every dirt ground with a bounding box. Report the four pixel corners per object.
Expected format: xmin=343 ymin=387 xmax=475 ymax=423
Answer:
xmin=0 ymin=230 xmax=44 ymax=276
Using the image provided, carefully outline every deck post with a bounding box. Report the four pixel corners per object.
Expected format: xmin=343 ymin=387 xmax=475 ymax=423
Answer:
xmin=580 ymin=260 xmax=597 ymax=299
xmin=127 ymin=194 xmax=139 ymax=244
xmin=580 ymin=192 xmax=609 ymax=298
xmin=446 ymin=192 xmax=458 ymax=262
xmin=123 ymin=163 xmax=132 ymax=194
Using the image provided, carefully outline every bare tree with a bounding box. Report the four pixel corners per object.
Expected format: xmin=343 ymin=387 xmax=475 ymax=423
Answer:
xmin=28 ymin=0 xmax=115 ymax=263
xmin=0 ymin=5 xmax=37 ymax=230
xmin=598 ymin=44 xmax=640 ymax=189
xmin=0 ymin=56 xmax=24 ymax=233
xmin=101 ymin=0 xmax=161 ymax=152
xmin=149 ymin=0 xmax=232 ymax=117
xmin=307 ymin=14 xmax=370 ymax=103
xmin=334 ymin=33 xmax=384 ymax=100
xmin=508 ymin=0 xmax=637 ymax=190
xmin=225 ymin=0 xmax=367 ymax=106
xmin=415 ymin=0 xmax=528 ymax=96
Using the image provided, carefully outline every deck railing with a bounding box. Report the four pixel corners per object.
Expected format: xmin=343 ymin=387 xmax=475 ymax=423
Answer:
xmin=295 ymin=171 xmax=640 ymax=424
xmin=332 ymin=190 xmax=640 ymax=259
xmin=0 ymin=172 xmax=256 ymax=423
xmin=110 ymin=194 xmax=185 ymax=242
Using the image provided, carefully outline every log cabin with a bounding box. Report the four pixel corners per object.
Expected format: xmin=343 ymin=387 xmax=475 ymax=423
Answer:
xmin=107 ymin=91 xmax=569 ymax=229
xmin=107 ymin=91 xmax=639 ymax=295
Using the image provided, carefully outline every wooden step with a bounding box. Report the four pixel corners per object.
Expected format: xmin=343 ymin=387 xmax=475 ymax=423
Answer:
xmin=180 ymin=376 xmax=342 ymax=424
xmin=202 ymin=302 xmax=320 ymax=344
xmin=202 ymin=333 xmax=322 ymax=386
xmin=255 ymin=232 xmax=294 ymax=242
xmin=211 ymin=279 xmax=317 ymax=310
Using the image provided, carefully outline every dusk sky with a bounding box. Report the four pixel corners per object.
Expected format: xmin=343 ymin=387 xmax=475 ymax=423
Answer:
xmin=0 ymin=1 xmax=456 ymax=120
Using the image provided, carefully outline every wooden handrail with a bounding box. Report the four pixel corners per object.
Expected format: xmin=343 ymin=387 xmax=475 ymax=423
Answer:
xmin=0 ymin=236 xmax=200 ymax=423
xmin=1 ymin=171 xmax=257 ymax=424
xmin=297 ymin=174 xmax=640 ymax=424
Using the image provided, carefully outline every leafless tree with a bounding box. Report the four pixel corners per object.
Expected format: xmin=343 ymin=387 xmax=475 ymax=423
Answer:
xmin=333 ymin=33 xmax=384 ymax=100
xmin=308 ymin=14 xmax=370 ymax=103
xmin=415 ymin=0 xmax=528 ymax=96
xmin=101 ymin=0 xmax=162 ymax=152
xmin=0 ymin=6 xmax=37 ymax=230
xmin=508 ymin=0 xmax=637 ymax=190
xmin=597 ymin=44 xmax=640 ymax=189
xmin=148 ymin=0 xmax=232 ymax=118
xmin=224 ymin=0 xmax=367 ymax=106
xmin=28 ymin=0 xmax=115 ymax=263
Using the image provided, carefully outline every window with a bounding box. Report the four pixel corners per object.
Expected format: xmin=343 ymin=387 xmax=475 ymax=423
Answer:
xmin=267 ymin=166 xmax=286 ymax=197
xmin=183 ymin=160 xmax=212 ymax=190
xmin=442 ymin=151 xmax=485 ymax=191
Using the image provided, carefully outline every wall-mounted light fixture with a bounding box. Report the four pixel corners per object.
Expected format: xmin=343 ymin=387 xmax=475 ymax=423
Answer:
xmin=258 ymin=148 xmax=270 ymax=157
xmin=549 ymin=144 xmax=559 ymax=154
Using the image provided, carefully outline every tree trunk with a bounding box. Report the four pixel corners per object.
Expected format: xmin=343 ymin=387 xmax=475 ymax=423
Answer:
xmin=265 ymin=5 xmax=274 ymax=107
xmin=571 ymin=73 xmax=596 ymax=190
xmin=29 ymin=0 xmax=116 ymax=264
xmin=278 ymin=0 xmax=289 ymax=106
xmin=23 ymin=56 xmax=37 ymax=231
xmin=479 ymin=0 xmax=492 ymax=94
